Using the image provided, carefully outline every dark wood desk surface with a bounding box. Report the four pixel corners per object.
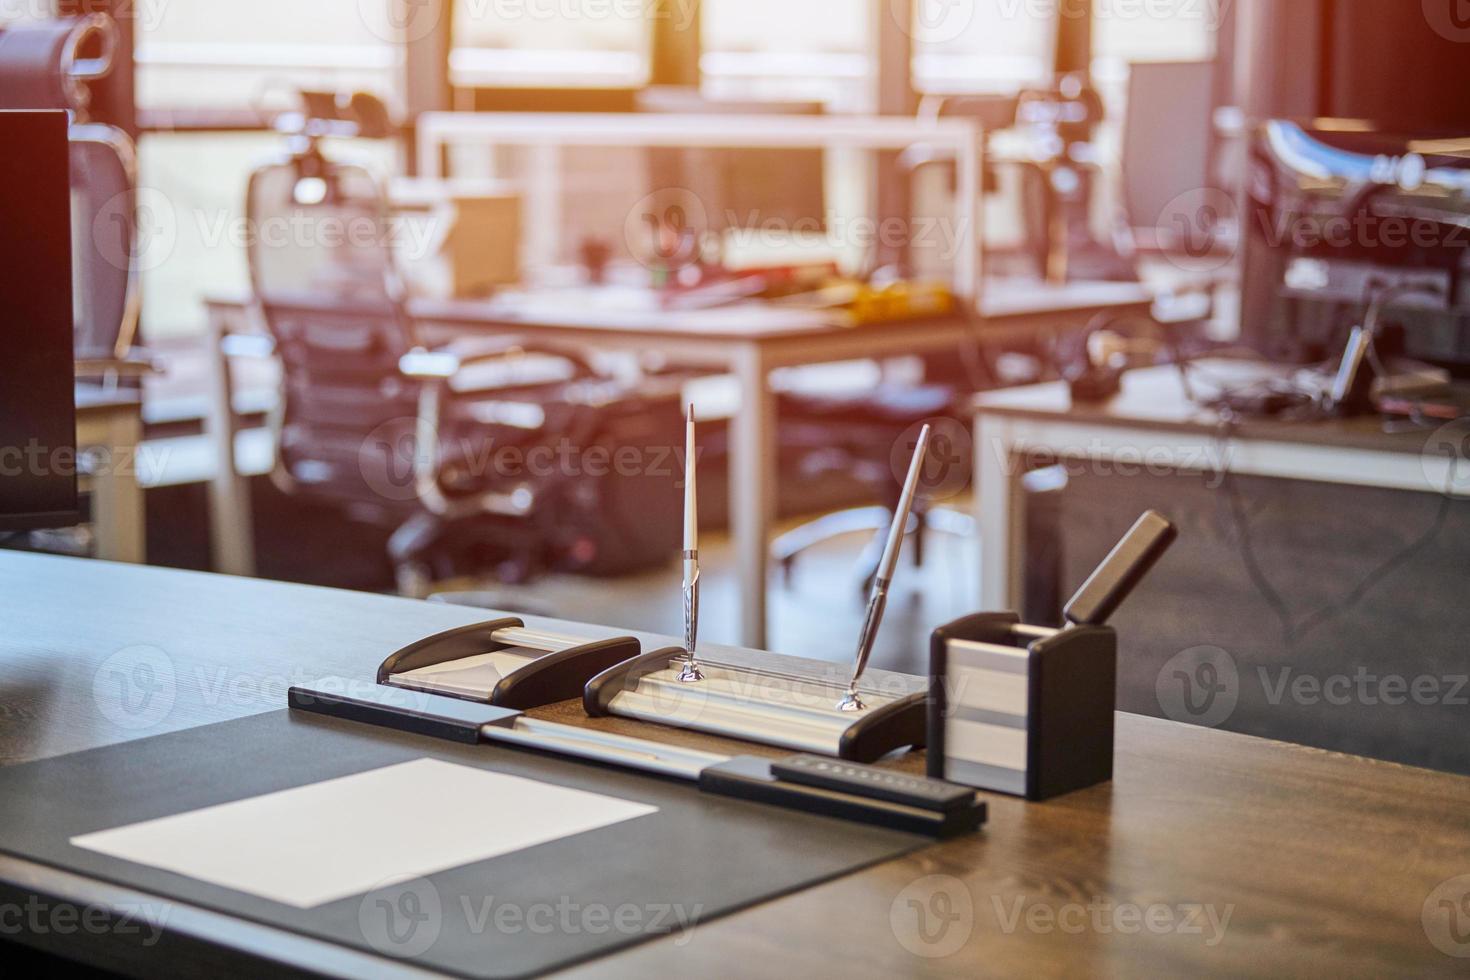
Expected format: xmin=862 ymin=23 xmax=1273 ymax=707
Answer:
xmin=974 ymin=359 xmax=1446 ymax=457
xmin=2 ymin=553 xmax=1467 ymax=978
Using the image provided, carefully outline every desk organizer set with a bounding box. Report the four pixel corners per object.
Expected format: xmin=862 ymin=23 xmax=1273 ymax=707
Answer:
xmin=290 ymin=402 xmax=1177 ymax=835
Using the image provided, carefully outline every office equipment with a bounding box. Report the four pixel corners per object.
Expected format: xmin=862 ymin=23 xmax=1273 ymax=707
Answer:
xmin=679 ymin=405 xmax=704 ymax=683
xmin=205 ymin=279 xmax=1156 ymax=643
xmin=3 ymin=552 xmax=1469 ymax=977
xmin=377 ymin=618 xmax=641 ymax=709
xmin=839 ymin=425 xmax=931 ymax=712
xmin=292 ymin=680 xmax=983 ymax=838
xmin=0 ymin=703 xmax=931 ymax=979
xmin=1242 ymin=120 xmax=1470 ymax=373
xmin=1120 ymin=61 xmax=1220 ymax=257
xmin=0 ymin=109 xmax=78 ymax=531
xmin=974 ymin=363 xmax=1470 ymax=773
xmin=930 ymin=512 xmax=1177 ymax=799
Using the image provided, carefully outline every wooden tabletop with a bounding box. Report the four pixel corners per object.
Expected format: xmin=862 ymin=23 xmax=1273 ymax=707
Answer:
xmin=1 ymin=553 xmax=1466 ymax=977
xmin=974 ymin=359 xmax=1449 ymax=456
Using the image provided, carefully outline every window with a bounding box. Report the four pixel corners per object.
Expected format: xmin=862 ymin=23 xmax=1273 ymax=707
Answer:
xmin=701 ymin=0 xmax=869 ymax=108
xmin=136 ymin=0 xmax=399 ymax=112
xmin=911 ymin=0 xmax=1053 ymax=95
xmin=133 ymin=2 xmax=402 ymax=340
xmin=450 ymin=0 xmax=650 ymax=89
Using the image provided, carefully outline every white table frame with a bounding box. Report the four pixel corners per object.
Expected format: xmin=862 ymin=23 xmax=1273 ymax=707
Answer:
xmin=204 ymin=282 xmax=1154 ymax=648
xmin=974 ymin=411 xmax=1470 ymax=611
xmin=414 ymin=112 xmax=987 ymax=300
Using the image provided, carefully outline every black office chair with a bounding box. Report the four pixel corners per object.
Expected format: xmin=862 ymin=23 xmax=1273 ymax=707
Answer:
xmin=0 ymin=15 xmax=153 ymax=385
xmin=244 ymin=139 xmax=656 ymax=593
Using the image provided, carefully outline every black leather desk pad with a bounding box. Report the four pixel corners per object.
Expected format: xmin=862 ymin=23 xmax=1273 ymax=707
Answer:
xmin=0 ymin=710 xmax=926 ymax=978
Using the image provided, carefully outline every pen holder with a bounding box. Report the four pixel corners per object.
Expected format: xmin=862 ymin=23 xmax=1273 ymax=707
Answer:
xmin=927 ymin=613 xmax=1115 ymax=801
xmin=379 ymin=618 xmax=641 ymax=711
xmin=585 ymin=649 xmax=928 ymax=763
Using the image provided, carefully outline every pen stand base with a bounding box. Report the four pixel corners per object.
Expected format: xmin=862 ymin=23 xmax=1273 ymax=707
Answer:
xmin=378 ymin=618 xmax=642 ymax=711
xmin=928 ymin=613 xmax=1116 ymax=801
xmin=585 ymin=649 xmax=927 ymax=763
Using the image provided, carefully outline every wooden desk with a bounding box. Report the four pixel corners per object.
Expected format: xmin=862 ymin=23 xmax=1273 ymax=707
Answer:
xmin=1 ymin=553 xmax=1467 ymax=977
xmin=74 ymin=386 xmax=146 ymax=564
xmin=204 ymin=280 xmax=1153 ymax=648
xmin=972 ymin=360 xmax=1470 ymax=609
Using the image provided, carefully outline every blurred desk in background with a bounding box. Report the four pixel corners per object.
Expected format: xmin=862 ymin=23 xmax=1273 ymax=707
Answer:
xmin=204 ymin=279 xmax=1152 ymax=647
xmin=973 ymin=360 xmax=1470 ymax=611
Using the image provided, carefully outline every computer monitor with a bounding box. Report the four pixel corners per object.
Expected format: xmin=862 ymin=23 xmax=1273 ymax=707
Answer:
xmin=0 ymin=110 xmax=79 ymax=530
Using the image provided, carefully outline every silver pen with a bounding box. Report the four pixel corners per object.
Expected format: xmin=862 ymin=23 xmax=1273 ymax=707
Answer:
xmin=838 ymin=424 xmax=931 ymax=711
xmin=679 ymin=404 xmax=704 ymax=683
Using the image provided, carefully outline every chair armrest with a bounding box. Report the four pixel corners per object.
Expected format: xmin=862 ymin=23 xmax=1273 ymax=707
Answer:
xmin=74 ymin=353 xmax=160 ymax=379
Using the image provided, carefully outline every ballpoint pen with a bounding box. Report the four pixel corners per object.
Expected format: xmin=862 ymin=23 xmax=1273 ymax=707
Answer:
xmin=680 ymin=404 xmax=705 ymax=683
xmin=838 ymin=424 xmax=932 ymax=712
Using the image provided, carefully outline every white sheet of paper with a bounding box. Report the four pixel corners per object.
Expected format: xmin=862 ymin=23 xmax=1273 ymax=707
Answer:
xmin=71 ymin=758 xmax=658 ymax=908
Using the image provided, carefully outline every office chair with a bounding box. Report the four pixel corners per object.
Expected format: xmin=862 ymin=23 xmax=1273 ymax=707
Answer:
xmin=245 ymin=137 xmax=678 ymax=593
xmin=0 ymin=15 xmax=152 ymax=385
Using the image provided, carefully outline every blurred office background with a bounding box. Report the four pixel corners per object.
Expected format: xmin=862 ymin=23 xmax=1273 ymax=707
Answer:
xmin=3 ymin=1 xmax=1469 ymax=772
